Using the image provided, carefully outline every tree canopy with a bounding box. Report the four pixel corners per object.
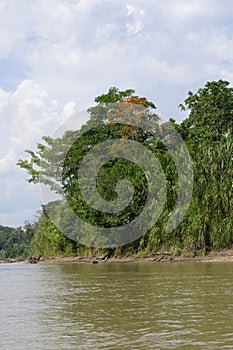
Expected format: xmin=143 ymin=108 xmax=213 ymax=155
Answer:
xmin=180 ymin=79 xmax=233 ymax=142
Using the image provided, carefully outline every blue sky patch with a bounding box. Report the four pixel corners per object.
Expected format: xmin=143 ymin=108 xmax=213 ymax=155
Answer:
xmin=0 ymin=55 xmax=29 ymax=91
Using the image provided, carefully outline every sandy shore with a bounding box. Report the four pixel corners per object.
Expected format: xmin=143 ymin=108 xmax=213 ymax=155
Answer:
xmin=38 ymin=249 xmax=233 ymax=265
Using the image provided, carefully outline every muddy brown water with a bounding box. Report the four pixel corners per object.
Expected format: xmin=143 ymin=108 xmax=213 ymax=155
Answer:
xmin=0 ymin=262 xmax=233 ymax=349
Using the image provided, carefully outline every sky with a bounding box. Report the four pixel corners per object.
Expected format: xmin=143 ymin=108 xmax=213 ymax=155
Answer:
xmin=1 ymin=0 xmax=233 ymax=227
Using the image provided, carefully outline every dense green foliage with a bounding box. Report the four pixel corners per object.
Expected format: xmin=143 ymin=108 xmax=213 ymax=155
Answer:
xmin=17 ymin=81 xmax=233 ymax=258
xmin=0 ymin=224 xmax=35 ymax=259
xmin=31 ymin=207 xmax=79 ymax=258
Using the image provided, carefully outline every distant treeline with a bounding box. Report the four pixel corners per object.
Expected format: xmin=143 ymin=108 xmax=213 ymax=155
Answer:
xmin=14 ymin=80 xmax=233 ymax=258
xmin=0 ymin=224 xmax=35 ymax=260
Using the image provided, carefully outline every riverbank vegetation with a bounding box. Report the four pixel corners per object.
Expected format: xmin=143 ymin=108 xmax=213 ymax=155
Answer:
xmin=15 ymin=80 xmax=233 ymax=259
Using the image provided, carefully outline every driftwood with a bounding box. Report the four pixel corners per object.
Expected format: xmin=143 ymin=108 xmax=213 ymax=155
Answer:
xmin=92 ymin=254 xmax=110 ymax=264
xmin=152 ymin=255 xmax=174 ymax=262
xmin=28 ymin=255 xmax=41 ymax=264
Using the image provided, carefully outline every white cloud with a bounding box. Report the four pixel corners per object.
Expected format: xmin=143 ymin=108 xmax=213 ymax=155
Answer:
xmin=0 ymin=80 xmax=79 ymax=226
xmin=126 ymin=4 xmax=145 ymax=34
xmin=0 ymin=149 xmax=16 ymax=174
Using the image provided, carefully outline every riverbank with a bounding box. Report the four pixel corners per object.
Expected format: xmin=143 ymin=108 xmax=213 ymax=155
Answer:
xmin=38 ymin=249 xmax=233 ymax=264
xmin=0 ymin=258 xmax=26 ymax=264
xmin=1 ymin=249 xmax=233 ymax=265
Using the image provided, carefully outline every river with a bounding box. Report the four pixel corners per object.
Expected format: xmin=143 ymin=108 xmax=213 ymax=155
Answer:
xmin=0 ymin=262 xmax=233 ymax=349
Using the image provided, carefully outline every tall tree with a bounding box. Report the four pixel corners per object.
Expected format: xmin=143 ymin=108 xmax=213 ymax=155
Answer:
xmin=17 ymin=88 xmax=164 ymax=247
xmin=180 ymin=79 xmax=233 ymax=143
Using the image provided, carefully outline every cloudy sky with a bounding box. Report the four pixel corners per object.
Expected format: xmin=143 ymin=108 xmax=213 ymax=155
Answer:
xmin=1 ymin=0 xmax=233 ymax=227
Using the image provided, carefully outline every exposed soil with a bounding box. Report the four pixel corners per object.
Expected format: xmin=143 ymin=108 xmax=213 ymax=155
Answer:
xmin=2 ymin=249 xmax=233 ymax=265
xmin=38 ymin=249 xmax=233 ymax=265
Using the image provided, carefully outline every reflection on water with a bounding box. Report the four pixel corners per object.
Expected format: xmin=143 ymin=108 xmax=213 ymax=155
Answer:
xmin=1 ymin=262 xmax=233 ymax=349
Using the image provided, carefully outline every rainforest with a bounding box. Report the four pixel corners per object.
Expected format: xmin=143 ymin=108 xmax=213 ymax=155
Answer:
xmin=1 ymin=79 xmax=232 ymax=261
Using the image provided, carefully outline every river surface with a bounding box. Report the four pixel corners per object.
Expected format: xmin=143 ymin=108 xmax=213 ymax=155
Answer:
xmin=0 ymin=262 xmax=233 ymax=349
